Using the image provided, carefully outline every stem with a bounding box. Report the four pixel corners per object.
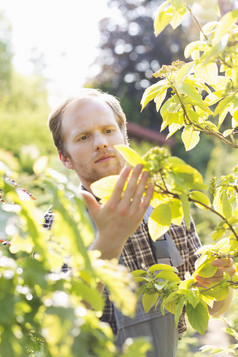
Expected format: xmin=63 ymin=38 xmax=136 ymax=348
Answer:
xmin=171 ymin=85 xmax=238 ymax=148
xmin=153 ymin=184 xmax=238 ymax=240
xmin=189 ymin=198 xmax=238 ymax=240
xmin=186 ymin=5 xmax=209 ymax=41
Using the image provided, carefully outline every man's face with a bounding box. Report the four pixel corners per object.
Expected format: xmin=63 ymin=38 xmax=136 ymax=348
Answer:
xmin=60 ymin=97 xmax=127 ymax=191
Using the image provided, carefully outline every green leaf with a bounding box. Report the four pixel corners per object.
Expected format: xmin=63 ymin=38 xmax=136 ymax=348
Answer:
xmin=184 ymin=289 xmax=201 ymax=309
xmin=150 ymin=204 xmax=172 ymax=226
xmin=175 ymin=297 xmax=186 ymax=326
xmin=155 ymin=87 xmax=168 ymax=112
xmin=163 ymin=291 xmax=178 ymax=314
xmin=175 ymin=82 xmax=203 ymax=102
xmin=169 ymin=199 xmax=183 ymax=226
xmin=175 ymin=61 xmax=195 ymax=87
xmin=202 ymin=284 xmax=229 ymax=301
xmin=184 ymin=41 xmax=209 ymax=59
xmin=91 ymin=175 xmax=119 ymax=201
xmin=196 ymin=260 xmax=218 ymax=278
xmin=180 ymin=193 xmax=190 ymax=229
xmin=148 ymin=218 xmax=170 ymax=241
xmin=142 ymin=292 xmax=159 ymax=313
xmin=170 ymin=7 xmax=186 ymax=29
xmin=154 ymin=3 xmax=174 ymax=36
xmin=181 ymin=126 xmax=200 ymax=151
xmin=155 ymin=270 xmax=181 ymax=283
xmin=189 ymin=191 xmax=211 ymax=209
xmin=148 ymin=204 xmax=172 ymax=240
xmin=221 ymin=191 xmax=233 ymax=219
xmin=213 ymin=10 xmax=238 ymax=44
xmin=186 ymin=301 xmax=209 ymax=335
xmin=149 ymin=264 xmax=178 ymax=273
xmin=114 ymin=145 xmax=147 ymax=167
xmin=213 ymin=96 xmax=234 ymax=128
xmin=194 ymin=62 xmax=218 ymax=85
xmin=141 ymin=79 xmax=168 ymax=110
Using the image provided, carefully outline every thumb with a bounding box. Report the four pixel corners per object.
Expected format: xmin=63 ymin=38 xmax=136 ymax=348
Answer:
xmin=80 ymin=190 xmax=100 ymax=216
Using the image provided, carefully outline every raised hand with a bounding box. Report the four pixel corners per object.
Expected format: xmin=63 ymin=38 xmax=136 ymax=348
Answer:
xmin=81 ymin=164 xmax=154 ymax=259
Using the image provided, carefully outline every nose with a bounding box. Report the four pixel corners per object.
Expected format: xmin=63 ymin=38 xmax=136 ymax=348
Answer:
xmin=94 ymin=133 xmax=108 ymax=151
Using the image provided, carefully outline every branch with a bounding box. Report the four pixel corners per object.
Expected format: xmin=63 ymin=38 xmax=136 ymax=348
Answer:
xmin=186 ymin=5 xmax=209 ymax=41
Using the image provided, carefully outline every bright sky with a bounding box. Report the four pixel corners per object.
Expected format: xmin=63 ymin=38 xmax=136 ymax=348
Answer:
xmin=0 ymin=0 xmax=110 ymax=106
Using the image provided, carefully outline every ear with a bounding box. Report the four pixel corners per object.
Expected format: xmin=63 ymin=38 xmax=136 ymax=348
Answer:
xmin=59 ymin=151 xmax=74 ymax=170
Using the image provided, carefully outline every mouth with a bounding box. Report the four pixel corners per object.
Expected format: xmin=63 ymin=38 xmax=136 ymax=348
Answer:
xmin=95 ymin=155 xmax=115 ymax=164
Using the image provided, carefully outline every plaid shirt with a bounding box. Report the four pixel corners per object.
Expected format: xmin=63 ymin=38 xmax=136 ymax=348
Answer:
xmin=100 ymin=218 xmax=201 ymax=337
xmin=43 ymin=207 xmax=201 ymax=338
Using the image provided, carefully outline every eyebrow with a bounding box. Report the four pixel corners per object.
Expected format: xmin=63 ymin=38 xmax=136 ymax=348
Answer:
xmin=71 ymin=124 xmax=117 ymax=139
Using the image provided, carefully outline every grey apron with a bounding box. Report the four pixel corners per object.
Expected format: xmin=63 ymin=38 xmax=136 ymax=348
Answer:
xmin=114 ymin=207 xmax=184 ymax=357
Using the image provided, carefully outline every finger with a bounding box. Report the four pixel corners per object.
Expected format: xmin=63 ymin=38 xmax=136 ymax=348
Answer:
xmin=108 ymin=166 xmax=131 ymax=203
xmin=130 ymin=170 xmax=151 ymax=209
xmin=122 ymin=164 xmax=144 ymax=204
xmin=212 ymin=258 xmax=234 ymax=267
xmin=80 ymin=191 xmax=100 ymax=217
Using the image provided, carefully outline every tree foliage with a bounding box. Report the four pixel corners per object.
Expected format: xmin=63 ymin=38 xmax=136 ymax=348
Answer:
xmin=91 ymin=0 xmax=238 ymax=346
xmin=0 ymin=161 xmax=151 ymax=356
xmin=87 ymin=0 xmax=188 ymax=129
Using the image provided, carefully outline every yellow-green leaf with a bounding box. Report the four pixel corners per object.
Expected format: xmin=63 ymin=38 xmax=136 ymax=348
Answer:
xmin=181 ymin=126 xmax=200 ymax=151
xmin=141 ymin=79 xmax=168 ymax=110
xmin=169 ymin=199 xmax=183 ymax=226
xmin=150 ymin=203 xmax=172 ymax=226
xmin=170 ymin=8 xmax=186 ymax=29
xmin=155 ymin=87 xmax=168 ymax=112
xmin=114 ymin=145 xmax=147 ymax=167
xmin=154 ymin=4 xmax=174 ymax=36
xmin=91 ymin=175 xmax=119 ymax=201
xmin=156 ymin=270 xmax=181 ymax=283
xmin=221 ymin=191 xmax=233 ymax=219
xmin=194 ymin=62 xmax=218 ymax=85
xmin=148 ymin=218 xmax=170 ymax=241
xmin=189 ymin=191 xmax=211 ymax=209
xmin=175 ymin=297 xmax=186 ymax=326
xmin=149 ymin=264 xmax=178 ymax=273
xmin=186 ymin=301 xmax=209 ymax=335
xmin=176 ymin=61 xmax=195 ymax=88
xmin=142 ymin=292 xmax=159 ymax=313
xmin=180 ymin=193 xmax=190 ymax=229
xmin=184 ymin=41 xmax=208 ymax=59
xmin=196 ymin=260 xmax=218 ymax=278
xmin=213 ymin=10 xmax=238 ymax=44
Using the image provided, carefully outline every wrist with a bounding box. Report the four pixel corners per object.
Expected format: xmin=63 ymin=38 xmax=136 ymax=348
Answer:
xmin=89 ymin=232 xmax=123 ymax=260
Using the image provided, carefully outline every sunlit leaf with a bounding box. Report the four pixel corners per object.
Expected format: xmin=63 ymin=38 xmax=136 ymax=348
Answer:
xmin=175 ymin=296 xmax=186 ymax=326
xmin=142 ymin=292 xmax=159 ymax=313
xmin=114 ymin=145 xmax=147 ymax=167
xmin=181 ymin=126 xmax=200 ymax=151
xmin=189 ymin=191 xmax=211 ymax=209
xmin=170 ymin=7 xmax=186 ymax=29
xmin=154 ymin=3 xmax=174 ymax=36
xmin=155 ymin=87 xmax=168 ymax=112
xmin=90 ymin=175 xmax=119 ymax=200
xmin=213 ymin=9 xmax=238 ymax=44
xmin=186 ymin=301 xmax=209 ymax=335
xmin=180 ymin=193 xmax=190 ymax=229
xmin=184 ymin=41 xmax=208 ymax=59
xmin=141 ymin=79 xmax=168 ymax=110
xmin=194 ymin=62 xmax=218 ymax=85
xmin=169 ymin=198 xmax=183 ymax=226
xmin=176 ymin=61 xmax=195 ymax=88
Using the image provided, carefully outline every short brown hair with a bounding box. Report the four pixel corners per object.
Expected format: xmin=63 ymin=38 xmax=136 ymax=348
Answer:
xmin=48 ymin=88 xmax=128 ymax=155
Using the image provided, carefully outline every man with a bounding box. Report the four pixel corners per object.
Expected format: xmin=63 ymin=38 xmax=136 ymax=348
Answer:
xmin=48 ymin=88 xmax=235 ymax=357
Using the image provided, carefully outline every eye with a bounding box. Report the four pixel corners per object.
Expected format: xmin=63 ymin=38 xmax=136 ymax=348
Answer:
xmin=78 ymin=135 xmax=89 ymax=141
xmin=104 ymin=128 xmax=115 ymax=134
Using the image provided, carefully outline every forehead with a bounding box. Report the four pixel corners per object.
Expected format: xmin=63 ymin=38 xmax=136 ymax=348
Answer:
xmin=61 ymin=97 xmax=119 ymax=137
